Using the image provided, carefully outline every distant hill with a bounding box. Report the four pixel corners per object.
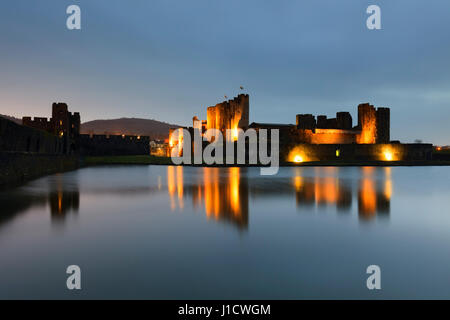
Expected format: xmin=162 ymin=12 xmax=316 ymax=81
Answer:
xmin=0 ymin=114 xmax=22 ymax=125
xmin=81 ymin=118 xmax=181 ymax=140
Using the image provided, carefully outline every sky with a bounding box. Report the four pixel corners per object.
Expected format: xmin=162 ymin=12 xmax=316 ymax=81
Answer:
xmin=0 ymin=0 xmax=449 ymax=144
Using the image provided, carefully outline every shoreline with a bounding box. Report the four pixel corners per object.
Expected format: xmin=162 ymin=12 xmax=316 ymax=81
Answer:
xmin=83 ymin=155 xmax=450 ymax=167
xmin=2 ymin=154 xmax=450 ymax=190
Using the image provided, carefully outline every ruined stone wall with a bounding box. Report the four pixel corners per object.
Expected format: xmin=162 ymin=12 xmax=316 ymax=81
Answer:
xmin=206 ymin=94 xmax=249 ymax=132
xmin=206 ymin=107 xmax=216 ymax=130
xmin=309 ymin=129 xmax=357 ymax=144
xmin=0 ymin=152 xmax=79 ymax=186
xmin=22 ymin=117 xmax=52 ymax=132
xmin=336 ymin=112 xmax=353 ymax=129
xmin=22 ymin=103 xmax=80 ymax=137
xmin=0 ymin=117 xmax=66 ymax=154
xmin=282 ymin=143 xmax=432 ymax=162
xmin=296 ymin=114 xmax=316 ymax=129
xmin=79 ymin=134 xmax=150 ymax=156
xmin=356 ymin=103 xmax=377 ymax=144
xmin=356 ymin=103 xmax=390 ymax=144
xmin=376 ymin=107 xmax=390 ymax=143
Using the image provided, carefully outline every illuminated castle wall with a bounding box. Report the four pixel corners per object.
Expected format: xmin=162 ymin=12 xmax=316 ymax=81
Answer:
xmin=170 ymin=94 xmax=432 ymax=162
xmin=294 ymin=103 xmax=390 ymax=145
xmin=193 ymin=94 xmax=249 ymax=139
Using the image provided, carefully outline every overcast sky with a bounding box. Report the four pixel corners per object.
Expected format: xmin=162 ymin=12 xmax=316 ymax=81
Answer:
xmin=0 ymin=0 xmax=449 ymax=144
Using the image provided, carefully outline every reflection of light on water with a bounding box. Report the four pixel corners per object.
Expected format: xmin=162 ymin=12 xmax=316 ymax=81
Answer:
xmin=384 ymin=167 xmax=392 ymax=199
xmin=359 ymin=178 xmax=376 ymax=216
xmin=177 ymin=166 xmax=184 ymax=209
xmin=358 ymin=167 xmax=392 ymax=220
xmin=167 ymin=166 xmax=175 ymax=210
xmin=167 ymin=167 xmax=248 ymax=229
xmin=168 ymin=166 xmax=393 ymax=227
xmin=292 ymin=167 xmax=392 ymax=221
xmin=168 ymin=167 xmax=175 ymax=195
xmin=58 ymin=192 xmax=63 ymax=213
xmin=315 ymin=177 xmax=339 ymax=204
xmin=167 ymin=166 xmax=184 ymax=210
xmin=203 ymin=167 xmax=219 ymax=218
xmin=294 ymin=176 xmax=303 ymax=191
xmin=229 ymin=167 xmax=240 ymax=217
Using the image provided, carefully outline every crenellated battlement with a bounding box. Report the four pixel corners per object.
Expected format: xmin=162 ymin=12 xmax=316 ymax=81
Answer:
xmin=294 ymin=103 xmax=390 ymax=144
xmin=198 ymin=94 xmax=250 ymax=134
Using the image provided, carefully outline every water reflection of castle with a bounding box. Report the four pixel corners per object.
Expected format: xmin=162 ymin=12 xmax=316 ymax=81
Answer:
xmin=168 ymin=167 xmax=249 ymax=229
xmin=166 ymin=167 xmax=392 ymax=229
xmin=0 ymin=175 xmax=79 ymax=228
xmin=293 ymin=167 xmax=391 ymax=220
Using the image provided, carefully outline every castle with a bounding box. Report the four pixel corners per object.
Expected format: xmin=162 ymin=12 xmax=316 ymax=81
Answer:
xmin=293 ymin=103 xmax=390 ymax=144
xmin=192 ymin=94 xmax=250 ymax=140
xmin=22 ymin=103 xmax=81 ymax=154
xmin=169 ymin=94 xmax=432 ymax=163
xmin=20 ymin=103 xmax=149 ymax=156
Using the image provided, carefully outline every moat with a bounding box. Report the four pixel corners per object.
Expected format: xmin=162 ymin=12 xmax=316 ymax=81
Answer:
xmin=1 ymin=165 xmax=450 ymax=299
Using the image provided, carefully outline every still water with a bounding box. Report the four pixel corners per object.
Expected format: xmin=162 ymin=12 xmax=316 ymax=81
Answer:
xmin=0 ymin=165 xmax=450 ymax=299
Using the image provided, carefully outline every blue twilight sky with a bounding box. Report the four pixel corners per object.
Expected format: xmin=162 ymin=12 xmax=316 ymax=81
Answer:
xmin=0 ymin=0 xmax=449 ymax=144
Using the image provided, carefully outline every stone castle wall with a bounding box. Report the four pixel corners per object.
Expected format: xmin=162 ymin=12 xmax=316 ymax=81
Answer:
xmin=283 ymin=143 xmax=432 ymax=163
xmin=1 ymin=117 xmax=67 ymax=154
xmin=23 ymin=103 xmax=80 ymax=139
xmin=294 ymin=103 xmax=390 ymax=145
xmin=205 ymin=94 xmax=249 ymax=132
xmin=0 ymin=151 xmax=79 ymax=186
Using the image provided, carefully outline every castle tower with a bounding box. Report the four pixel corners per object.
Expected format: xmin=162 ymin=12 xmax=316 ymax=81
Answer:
xmin=336 ymin=112 xmax=352 ymax=130
xmin=206 ymin=94 xmax=250 ymax=133
xmin=52 ymin=102 xmax=70 ymax=137
xmin=357 ymin=103 xmax=377 ymax=144
xmin=296 ymin=114 xmax=316 ymax=130
xmin=375 ymin=107 xmax=390 ymax=143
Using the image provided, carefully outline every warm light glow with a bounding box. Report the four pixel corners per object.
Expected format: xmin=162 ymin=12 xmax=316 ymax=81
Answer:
xmin=231 ymin=127 xmax=239 ymax=141
xmin=57 ymin=192 xmax=63 ymax=213
xmin=436 ymin=146 xmax=442 ymax=151
xmin=384 ymin=151 xmax=393 ymax=161
xmin=167 ymin=166 xmax=184 ymax=210
xmin=293 ymin=176 xmax=303 ymax=191
xmin=177 ymin=166 xmax=184 ymax=209
xmin=336 ymin=149 xmax=340 ymax=157
xmin=288 ymin=147 xmax=311 ymax=163
xmin=314 ymin=177 xmax=339 ymax=204
xmin=294 ymin=155 xmax=303 ymax=163
xmin=229 ymin=167 xmax=240 ymax=216
xmin=360 ymin=178 xmax=377 ymax=217
xmin=137 ymin=136 xmax=141 ymax=140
